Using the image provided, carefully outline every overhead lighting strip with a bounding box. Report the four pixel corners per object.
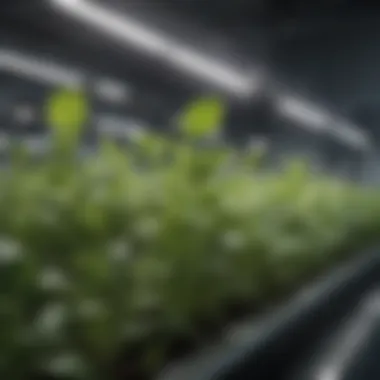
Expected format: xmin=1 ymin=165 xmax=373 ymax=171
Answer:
xmin=329 ymin=121 xmax=370 ymax=150
xmin=0 ymin=49 xmax=132 ymax=104
xmin=0 ymin=49 xmax=84 ymax=88
xmin=50 ymin=0 xmax=262 ymax=97
xmin=276 ymin=95 xmax=330 ymax=133
xmin=276 ymin=94 xmax=370 ymax=150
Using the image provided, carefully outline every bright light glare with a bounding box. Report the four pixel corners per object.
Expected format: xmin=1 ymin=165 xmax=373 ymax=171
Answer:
xmin=316 ymin=366 xmax=341 ymax=380
xmin=0 ymin=50 xmax=84 ymax=88
xmin=50 ymin=0 xmax=261 ymax=97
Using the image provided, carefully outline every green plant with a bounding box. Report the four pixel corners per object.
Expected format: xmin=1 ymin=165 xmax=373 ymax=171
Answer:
xmin=1 ymin=96 xmax=380 ymax=379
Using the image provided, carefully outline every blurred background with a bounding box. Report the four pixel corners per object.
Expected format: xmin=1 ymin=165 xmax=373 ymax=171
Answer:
xmin=0 ymin=0 xmax=378 ymax=181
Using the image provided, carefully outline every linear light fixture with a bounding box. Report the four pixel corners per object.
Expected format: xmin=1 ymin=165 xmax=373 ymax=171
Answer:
xmin=276 ymin=95 xmax=330 ymax=133
xmin=276 ymin=94 xmax=370 ymax=151
xmin=0 ymin=49 xmax=84 ymax=88
xmin=329 ymin=121 xmax=370 ymax=151
xmin=50 ymin=0 xmax=262 ymax=97
xmin=0 ymin=49 xmax=132 ymax=104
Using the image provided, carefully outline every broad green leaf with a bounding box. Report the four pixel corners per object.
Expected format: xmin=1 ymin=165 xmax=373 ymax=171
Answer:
xmin=177 ymin=96 xmax=227 ymax=139
xmin=45 ymin=88 xmax=89 ymax=145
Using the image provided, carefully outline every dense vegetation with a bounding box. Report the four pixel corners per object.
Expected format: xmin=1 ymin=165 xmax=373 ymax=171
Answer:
xmin=2 ymin=97 xmax=380 ymax=380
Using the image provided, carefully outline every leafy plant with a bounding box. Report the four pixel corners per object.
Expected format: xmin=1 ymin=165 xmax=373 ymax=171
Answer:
xmin=1 ymin=102 xmax=380 ymax=380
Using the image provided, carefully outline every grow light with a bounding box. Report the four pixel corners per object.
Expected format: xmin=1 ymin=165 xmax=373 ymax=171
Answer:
xmin=276 ymin=95 xmax=330 ymax=133
xmin=0 ymin=49 xmax=132 ymax=105
xmin=0 ymin=49 xmax=84 ymax=88
xmin=50 ymin=0 xmax=261 ymax=97
xmin=328 ymin=121 xmax=370 ymax=151
xmin=276 ymin=94 xmax=370 ymax=151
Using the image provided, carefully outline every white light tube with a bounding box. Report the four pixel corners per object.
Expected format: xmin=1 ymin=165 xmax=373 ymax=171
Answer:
xmin=50 ymin=0 xmax=261 ymax=96
xmin=0 ymin=49 xmax=84 ymax=88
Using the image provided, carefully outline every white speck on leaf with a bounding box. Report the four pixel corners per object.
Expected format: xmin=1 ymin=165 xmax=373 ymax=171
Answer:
xmin=0 ymin=238 xmax=23 ymax=265
xmin=78 ymin=299 xmax=106 ymax=318
xmin=34 ymin=303 xmax=67 ymax=338
xmin=45 ymin=353 xmax=86 ymax=377
xmin=222 ymin=230 xmax=246 ymax=251
xmin=39 ymin=267 xmax=70 ymax=292
xmin=108 ymin=239 xmax=132 ymax=261
xmin=134 ymin=217 xmax=160 ymax=239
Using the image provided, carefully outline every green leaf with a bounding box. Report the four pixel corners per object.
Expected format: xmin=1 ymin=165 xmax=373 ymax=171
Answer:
xmin=177 ymin=96 xmax=227 ymax=140
xmin=45 ymin=88 xmax=89 ymax=147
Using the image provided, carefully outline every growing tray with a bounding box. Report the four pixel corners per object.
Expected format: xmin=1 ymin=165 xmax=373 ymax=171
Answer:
xmin=289 ymin=287 xmax=380 ymax=380
xmin=158 ymin=248 xmax=380 ymax=380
